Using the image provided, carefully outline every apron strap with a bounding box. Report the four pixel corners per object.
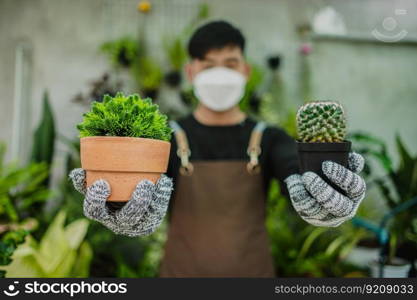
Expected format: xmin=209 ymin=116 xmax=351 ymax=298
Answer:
xmin=169 ymin=120 xmax=194 ymax=176
xmin=170 ymin=120 xmax=266 ymax=176
xmin=246 ymin=121 xmax=266 ymax=174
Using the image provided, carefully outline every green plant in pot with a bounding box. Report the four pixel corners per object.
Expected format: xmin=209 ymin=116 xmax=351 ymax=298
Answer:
xmin=296 ymin=101 xmax=351 ymax=192
xmin=77 ymin=92 xmax=172 ymax=202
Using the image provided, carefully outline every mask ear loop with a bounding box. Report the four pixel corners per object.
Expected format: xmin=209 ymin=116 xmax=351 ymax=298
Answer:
xmin=246 ymin=122 xmax=266 ymax=175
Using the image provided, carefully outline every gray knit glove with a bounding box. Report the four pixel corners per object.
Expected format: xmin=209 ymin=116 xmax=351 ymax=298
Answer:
xmin=284 ymin=152 xmax=366 ymax=227
xmin=69 ymin=168 xmax=173 ymax=237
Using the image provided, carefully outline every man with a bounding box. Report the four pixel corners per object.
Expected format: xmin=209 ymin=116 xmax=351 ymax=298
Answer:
xmin=69 ymin=21 xmax=366 ymax=277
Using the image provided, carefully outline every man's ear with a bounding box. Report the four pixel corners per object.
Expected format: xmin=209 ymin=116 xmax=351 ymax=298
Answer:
xmin=244 ymin=62 xmax=251 ymax=80
xmin=185 ymin=62 xmax=194 ymax=82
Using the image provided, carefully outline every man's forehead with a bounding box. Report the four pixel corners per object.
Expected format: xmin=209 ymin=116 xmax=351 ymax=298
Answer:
xmin=200 ymin=46 xmax=244 ymax=61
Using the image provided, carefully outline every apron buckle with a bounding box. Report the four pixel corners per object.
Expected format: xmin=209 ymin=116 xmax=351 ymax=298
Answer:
xmin=180 ymin=163 xmax=194 ymax=176
xmin=247 ymin=146 xmax=262 ymax=175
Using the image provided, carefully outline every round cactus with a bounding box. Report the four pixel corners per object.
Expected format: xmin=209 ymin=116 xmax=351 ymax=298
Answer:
xmin=296 ymin=101 xmax=347 ymax=143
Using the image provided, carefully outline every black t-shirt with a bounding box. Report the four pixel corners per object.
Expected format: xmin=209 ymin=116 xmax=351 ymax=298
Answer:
xmin=166 ymin=114 xmax=299 ymax=199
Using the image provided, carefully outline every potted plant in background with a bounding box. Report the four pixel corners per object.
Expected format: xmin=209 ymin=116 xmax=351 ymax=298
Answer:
xmin=77 ymin=92 xmax=172 ymax=202
xmin=348 ymin=132 xmax=417 ymax=277
xmin=296 ymin=101 xmax=350 ymax=193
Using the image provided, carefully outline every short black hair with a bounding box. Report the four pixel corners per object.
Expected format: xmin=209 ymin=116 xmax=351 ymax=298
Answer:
xmin=187 ymin=20 xmax=245 ymax=60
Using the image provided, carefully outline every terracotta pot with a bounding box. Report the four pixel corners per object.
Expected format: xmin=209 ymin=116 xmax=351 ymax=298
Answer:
xmin=80 ymin=136 xmax=171 ymax=202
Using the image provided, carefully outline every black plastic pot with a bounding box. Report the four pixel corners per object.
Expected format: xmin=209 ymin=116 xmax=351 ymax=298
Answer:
xmin=296 ymin=140 xmax=351 ymax=195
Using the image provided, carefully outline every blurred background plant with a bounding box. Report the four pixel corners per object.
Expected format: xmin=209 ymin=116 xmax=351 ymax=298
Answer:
xmin=266 ymin=180 xmax=371 ymax=277
xmin=0 ymin=143 xmax=50 ymax=230
xmin=0 ymin=211 xmax=92 ymax=277
xmin=349 ymin=132 xmax=417 ymax=271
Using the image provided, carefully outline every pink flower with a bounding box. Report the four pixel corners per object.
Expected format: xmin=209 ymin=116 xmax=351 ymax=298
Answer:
xmin=300 ymin=43 xmax=313 ymax=55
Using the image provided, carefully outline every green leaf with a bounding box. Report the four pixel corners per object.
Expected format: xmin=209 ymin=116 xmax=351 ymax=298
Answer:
xmin=48 ymin=250 xmax=76 ymax=277
xmin=36 ymin=211 xmax=70 ymax=274
xmin=0 ymin=235 xmax=43 ymax=278
xmin=71 ymin=242 xmax=93 ymax=278
xmin=0 ymin=212 xmax=91 ymax=278
xmin=0 ymin=195 xmax=18 ymax=222
xmin=395 ymin=133 xmax=413 ymax=169
xmin=31 ymin=90 xmax=56 ymax=166
xmin=65 ymin=219 xmax=89 ymax=249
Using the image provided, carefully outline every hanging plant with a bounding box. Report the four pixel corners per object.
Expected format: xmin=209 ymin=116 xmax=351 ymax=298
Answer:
xmin=132 ymin=56 xmax=163 ymax=98
xmin=267 ymin=55 xmax=282 ymax=71
xmin=100 ymin=37 xmax=139 ymax=69
xmin=239 ymin=63 xmax=264 ymax=114
xmin=72 ymin=73 xmax=123 ymax=105
xmin=163 ymin=3 xmax=210 ymax=88
xmin=163 ymin=37 xmax=186 ymax=88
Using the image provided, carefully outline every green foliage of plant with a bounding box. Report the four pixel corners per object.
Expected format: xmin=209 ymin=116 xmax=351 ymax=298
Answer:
xmin=163 ymin=3 xmax=210 ymax=72
xmin=0 ymin=211 xmax=92 ymax=277
xmin=297 ymin=101 xmax=347 ymax=143
xmin=109 ymin=222 xmax=167 ymax=278
xmin=181 ymin=3 xmax=210 ymax=37
xmin=77 ymin=92 xmax=172 ymax=141
xmin=136 ymin=221 xmax=167 ymax=277
xmin=239 ymin=63 xmax=264 ymax=112
xmin=0 ymin=95 xmax=55 ymax=275
xmin=100 ymin=36 xmax=163 ymax=91
xmin=349 ymin=131 xmax=417 ymax=259
xmin=265 ymin=180 xmax=369 ymax=277
xmin=0 ymin=229 xmax=28 ymax=278
xmin=31 ymin=90 xmax=56 ymax=185
xmin=101 ymin=37 xmax=139 ymax=68
xmin=260 ymin=98 xmax=298 ymax=138
xmin=164 ymin=37 xmax=187 ymax=71
xmin=132 ymin=57 xmax=163 ymax=91
xmin=0 ymin=143 xmax=51 ymax=224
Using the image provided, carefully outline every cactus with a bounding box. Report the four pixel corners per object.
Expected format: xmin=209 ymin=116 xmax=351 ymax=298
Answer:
xmin=296 ymin=101 xmax=347 ymax=143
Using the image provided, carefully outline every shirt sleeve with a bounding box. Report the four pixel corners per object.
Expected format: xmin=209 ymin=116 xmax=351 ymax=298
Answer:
xmin=166 ymin=134 xmax=178 ymax=181
xmin=266 ymin=127 xmax=299 ymax=197
xmin=165 ymin=132 xmax=179 ymax=216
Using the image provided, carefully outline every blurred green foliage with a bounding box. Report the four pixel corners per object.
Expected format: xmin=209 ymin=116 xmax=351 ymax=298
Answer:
xmin=0 ymin=211 xmax=92 ymax=277
xmin=0 ymin=91 xmax=56 ymax=277
xmin=265 ymin=180 xmax=369 ymax=277
xmin=0 ymin=143 xmax=51 ymax=225
xmin=30 ymin=90 xmax=56 ymax=187
xmin=349 ymin=132 xmax=417 ymax=261
xmin=101 ymin=37 xmax=139 ymax=69
xmin=239 ymin=63 xmax=264 ymax=113
xmin=133 ymin=57 xmax=163 ymax=92
xmin=0 ymin=229 xmax=28 ymax=278
xmin=163 ymin=3 xmax=210 ymax=72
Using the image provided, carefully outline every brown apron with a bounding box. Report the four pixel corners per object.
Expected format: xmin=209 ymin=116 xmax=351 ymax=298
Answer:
xmin=159 ymin=121 xmax=275 ymax=277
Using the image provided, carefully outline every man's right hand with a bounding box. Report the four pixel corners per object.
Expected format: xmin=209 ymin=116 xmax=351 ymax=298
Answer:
xmin=69 ymin=168 xmax=173 ymax=237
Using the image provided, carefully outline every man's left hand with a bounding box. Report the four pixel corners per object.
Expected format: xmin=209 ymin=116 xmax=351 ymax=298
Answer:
xmin=284 ymin=152 xmax=366 ymax=227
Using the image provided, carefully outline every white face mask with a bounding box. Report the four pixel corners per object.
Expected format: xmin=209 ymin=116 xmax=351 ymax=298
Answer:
xmin=192 ymin=66 xmax=247 ymax=112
